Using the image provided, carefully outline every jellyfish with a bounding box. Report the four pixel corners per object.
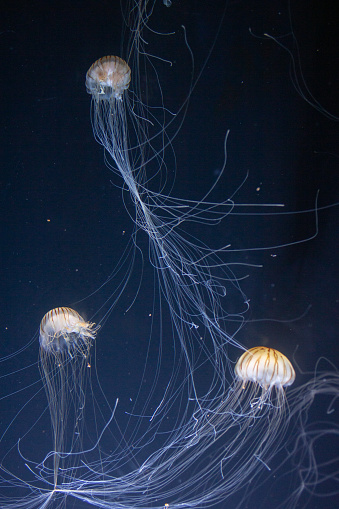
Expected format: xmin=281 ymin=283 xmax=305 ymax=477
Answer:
xmin=39 ymin=308 xmax=98 ymax=489
xmin=86 ymin=55 xmax=131 ymax=101
xmin=232 ymin=346 xmax=295 ymax=412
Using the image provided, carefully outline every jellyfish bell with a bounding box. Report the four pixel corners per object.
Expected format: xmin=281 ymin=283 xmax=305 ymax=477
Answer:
xmin=235 ymin=346 xmax=296 ymax=389
xmin=39 ymin=306 xmax=98 ymax=357
xmin=234 ymin=346 xmax=295 ymax=411
xmin=86 ymin=55 xmax=131 ymax=101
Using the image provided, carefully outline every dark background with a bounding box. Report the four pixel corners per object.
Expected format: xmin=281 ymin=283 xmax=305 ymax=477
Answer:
xmin=1 ymin=1 xmax=338 ymax=508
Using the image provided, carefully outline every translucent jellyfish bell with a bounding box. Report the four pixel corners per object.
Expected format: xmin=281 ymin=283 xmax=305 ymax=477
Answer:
xmin=39 ymin=306 xmax=98 ymax=356
xmin=86 ymin=55 xmax=131 ymax=100
xmin=235 ymin=346 xmax=296 ymax=389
